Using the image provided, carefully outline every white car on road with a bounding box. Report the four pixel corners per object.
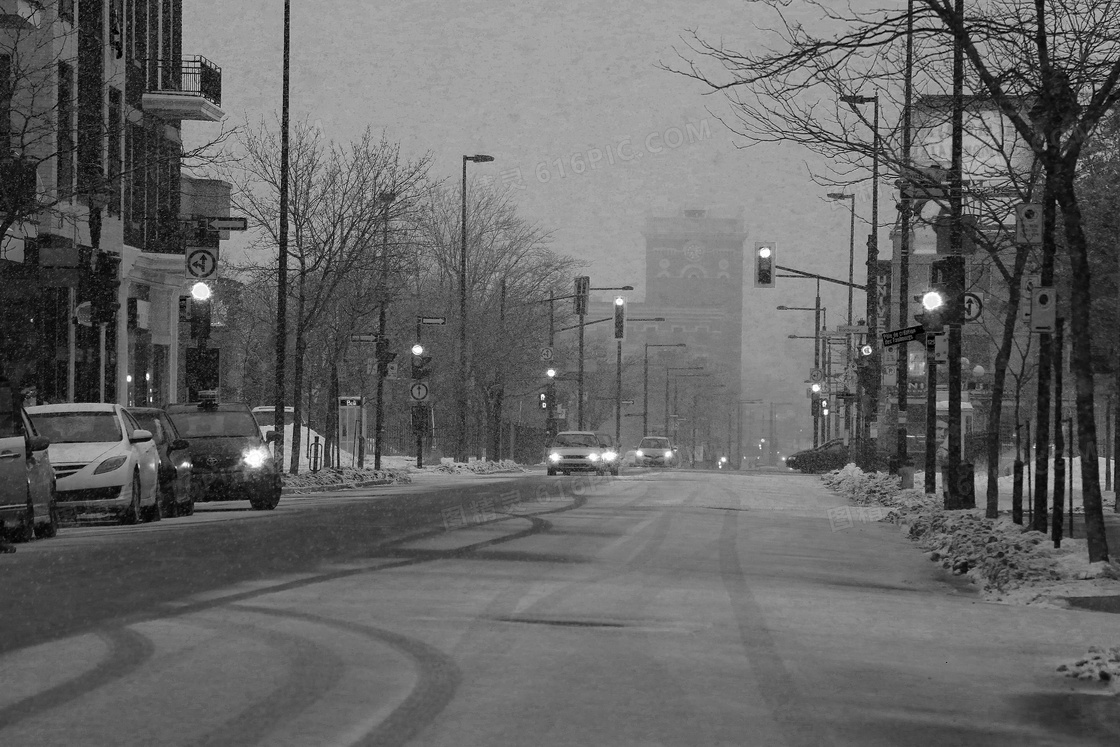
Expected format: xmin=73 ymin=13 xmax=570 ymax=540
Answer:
xmin=26 ymin=403 xmax=161 ymax=524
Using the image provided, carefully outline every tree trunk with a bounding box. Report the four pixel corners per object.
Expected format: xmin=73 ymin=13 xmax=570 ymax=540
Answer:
xmin=1055 ymin=163 xmax=1110 ymax=562
xmin=986 ymin=245 xmax=1031 ymax=518
xmin=1032 ymin=183 xmax=1058 ymax=534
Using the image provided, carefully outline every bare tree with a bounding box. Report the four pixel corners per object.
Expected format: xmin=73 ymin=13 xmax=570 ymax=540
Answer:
xmin=226 ymin=119 xmax=431 ymax=472
xmin=667 ymin=0 xmax=1118 ymax=561
xmin=416 ymin=181 xmax=576 ymax=459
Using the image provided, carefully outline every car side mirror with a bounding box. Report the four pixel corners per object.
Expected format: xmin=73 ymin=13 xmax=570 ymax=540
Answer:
xmin=170 ymin=438 xmax=190 ymax=451
xmin=27 ymin=435 xmax=50 ymax=452
xmin=130 ymin=429 xmax=153 ymax=443
xmin=266 ymin=431 xmax=280 ymax=444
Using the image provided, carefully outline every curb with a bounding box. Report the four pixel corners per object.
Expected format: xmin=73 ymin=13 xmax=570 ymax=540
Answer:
xmin=281 ymin=478 xmax=397 ymax=495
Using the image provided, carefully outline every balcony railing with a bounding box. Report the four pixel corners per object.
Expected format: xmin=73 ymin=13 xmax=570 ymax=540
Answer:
xmin=139 ymin=56 xmax=224 ymax=122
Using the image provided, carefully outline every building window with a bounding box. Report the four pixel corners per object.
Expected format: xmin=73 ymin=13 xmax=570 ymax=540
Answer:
xmin=108 ymin=89 xmax=122 ymax=215
xmin=0 ymin=55 xmax=10 ymax=153
xmin=124 ymin=121 xmax=144 ymax=245
xmin=57 ymin=62 xmax=74 ymax=202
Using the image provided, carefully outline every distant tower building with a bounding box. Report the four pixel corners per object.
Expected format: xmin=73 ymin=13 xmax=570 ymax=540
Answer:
xmin=585 ymin=208 xmax=746 ymax=460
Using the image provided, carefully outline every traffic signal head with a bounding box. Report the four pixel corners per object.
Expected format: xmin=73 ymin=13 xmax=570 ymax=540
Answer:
xmin=411 ymin=343 xmax=424 ymax=355
xmin=574 ymin=276 xmax=590 ymax=315
xmin=754 ymin=243 xmax=775 ymax=288
xmin=191 ymin=295 xmax=212 ymax=340
xmin=860 ymin=344 xmax=873 ymax=357
xmin=411 ymin=354 xmax=433 ymax=380
xmin=613 ymin=296 xmax=625 ymax=340
xmin=546 ymin=368 xmax=557 ymax=378
xmin=191 ymin=281 xmax=212 ymax=301
xmin=90 ymin=253 xmax=122 ymax=324
xmin=539 ymin=392 xmax=548 ymax=410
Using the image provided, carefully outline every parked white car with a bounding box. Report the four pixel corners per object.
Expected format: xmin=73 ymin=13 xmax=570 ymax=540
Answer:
xmin=26 ymin=403 xmax=161 ymax=524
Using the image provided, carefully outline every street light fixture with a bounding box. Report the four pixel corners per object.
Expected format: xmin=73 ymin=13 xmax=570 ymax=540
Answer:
xmin=459 ymin=153 xmax=495 ymax=461
xmin=827 ymin=193 xmax=857 ymax=327
xmin=644 ymin=343 xmax=686 ymax=436
xmin=841 ymin=91 xmax=882 ymax=469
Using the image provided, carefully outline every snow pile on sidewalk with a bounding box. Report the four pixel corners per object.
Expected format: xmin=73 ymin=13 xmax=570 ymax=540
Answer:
xmin=1058 ymin=646 xmax=1120 ymax=689
xmin=282 ymin=466 xmax=411 ymax=492
xmin=433 ymin=459 xmax=525 ymax=475
xmin=821 ymin=464 xmax=1120 ymax=605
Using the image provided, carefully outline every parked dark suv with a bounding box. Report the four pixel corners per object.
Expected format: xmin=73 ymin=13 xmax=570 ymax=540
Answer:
xmin=165 ymin=394 xmax=281 ymax=510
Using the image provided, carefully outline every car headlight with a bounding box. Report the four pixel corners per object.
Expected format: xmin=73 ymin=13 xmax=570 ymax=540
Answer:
xmin=635 ymin=449 xmax=644 ymax=457
xmin=588 ymin=453 xmax=599 ymax=462
xmin=243 ymin=447 xmax=270 ymax=469
xmin=93 ymin=455 xmax=128 ymax=475
xmin=549 ymin=452 xmax=561 ymax=463
xmin=664 ymin=450 xmax=673 ymax=458
xmin=602 ymin=450 xmax=618 ymax=462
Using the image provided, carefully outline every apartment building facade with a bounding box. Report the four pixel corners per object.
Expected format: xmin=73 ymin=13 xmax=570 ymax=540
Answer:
xmin=0 ymin=0 xmax=226 ymax=406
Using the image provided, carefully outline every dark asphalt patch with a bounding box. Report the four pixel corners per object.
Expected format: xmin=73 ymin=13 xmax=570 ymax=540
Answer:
xmin=1063 ymin=595 xmax=1120 ymax=614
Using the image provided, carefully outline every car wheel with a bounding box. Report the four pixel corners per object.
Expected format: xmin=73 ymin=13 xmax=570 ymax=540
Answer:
xmin=611 ymin=467 xmax=619 ymax=477
xmin=143 ymin=492 xmax=162 ymax=523
xmin=35 ymin=503 xmax=59 ymax=539
xmin=121 ymin=472 xmax=143 ymax=525
xmin=161 ymin=487 xmax=178 ymax=519
xmin=546 ymin=468 xmax=556 ymax=476
xmin=249 ymin=490 xmax=280 ymax=510
xmin=13 ymin=504 xmax=35 ymax=543
xmin=181 ymin=494 xmax=195 ymax=516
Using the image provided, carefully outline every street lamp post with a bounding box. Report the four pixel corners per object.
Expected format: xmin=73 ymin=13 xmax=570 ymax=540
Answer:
xmin=459 ymin=154 xmax=494 ymax=461
xmin=574 ymin=284 xmax=633 ymax=429
xmin=778 ymin=299 xmax=825 ymax=446
xmin=665 ymin=367 xmax=704 ymax=438
xmin=274 ymin=0 xmax=292 ymax=470
xmin=841 ymin=91 xmax=881 ymax=469
xmin=644 ymin=343 xmax=686 ymax=436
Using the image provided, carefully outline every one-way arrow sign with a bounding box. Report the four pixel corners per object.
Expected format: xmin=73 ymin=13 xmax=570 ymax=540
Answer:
xmin=881 ymin=325 xmax=925 ymax=346
xmin=207 ymin=217 xmax=248 ymax=231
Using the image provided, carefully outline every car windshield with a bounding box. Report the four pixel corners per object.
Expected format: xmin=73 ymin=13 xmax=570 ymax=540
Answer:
xmin=169 ymin=411 xmax=261 ymax=439
xmin=639 ymin=438 xmax=669 ymax=449
xmin=31 ymin=411 xmax=122 ymax=443
xmin=552 ymin=433 xmax=599 ymax=448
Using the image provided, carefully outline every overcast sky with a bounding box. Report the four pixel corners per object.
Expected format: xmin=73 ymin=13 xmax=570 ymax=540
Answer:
xmin=182 ymin=0 xmax=876 ymax=412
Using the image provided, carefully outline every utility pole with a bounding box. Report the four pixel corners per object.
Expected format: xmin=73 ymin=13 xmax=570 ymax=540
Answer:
xmin=944 ymin=0 xmax=969 ymax=509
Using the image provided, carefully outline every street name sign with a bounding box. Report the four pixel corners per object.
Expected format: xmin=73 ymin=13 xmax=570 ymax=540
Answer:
xmin=207 ymin=217 xmax=248 ymax=231
xmin=882 ymin=325 xmax=925 ymax=346
xmin=836 ymin=324 xmax=869 ymax=334
xmin=620 ymin=399 xmax=635 ymax=406
xmin=350 ymin=334 xmax=380 ymax=342
xmin=419 ymin=316 xmax=446 ymax=325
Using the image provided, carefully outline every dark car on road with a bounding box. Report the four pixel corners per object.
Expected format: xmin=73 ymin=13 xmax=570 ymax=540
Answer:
xmin=127 ymin=407 xmax=194 ymax=517
xmin=786 ymin=439 xmax=849 ymax=473
xmin=165 ymin=394 xmax=281 ymax=510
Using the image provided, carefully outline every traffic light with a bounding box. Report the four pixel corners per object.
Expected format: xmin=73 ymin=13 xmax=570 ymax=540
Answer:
xmin=754 ymin=243 xmax=775 ymax=288
xmin=574 ymin=275 xmax=590 ymax=315
xmin=411 ymin=353 xmax=433 ymax=380
xmin=539 ymin=391 xmax=548 ymax=410
xmin=613 ymin=296 xmax=625 ymax=340
xmin=916 ymin=288 xmax=945 ymax=333
xmin=90 ymin=253 xmax=122 ymax=324
xmin=190 ymin=281 xmax=211 ymax=340
xmin=927 ymin=255 xmax=965 ymax=326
